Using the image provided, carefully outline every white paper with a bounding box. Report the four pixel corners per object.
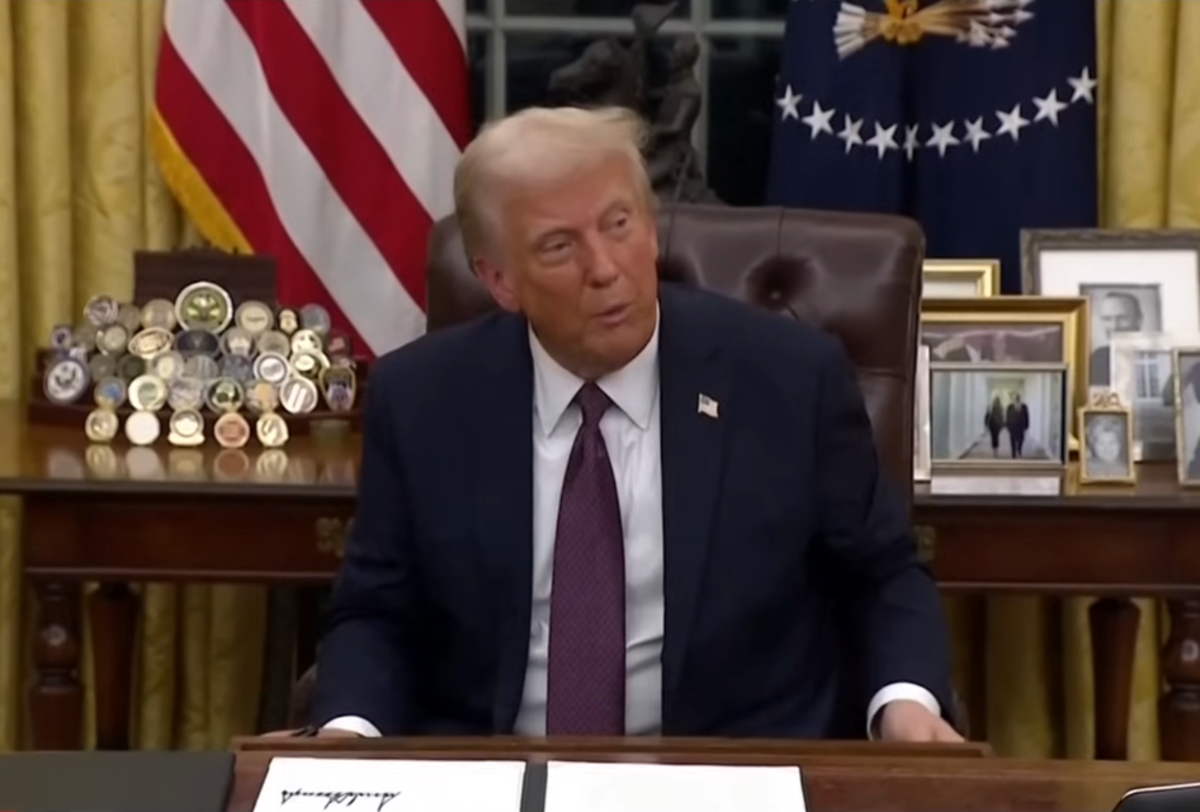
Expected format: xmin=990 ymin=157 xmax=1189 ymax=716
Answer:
xmin=544 ymin=761 xmax=805 ymax=812
xmin=253 ymin=757 xmax=526 ymax=812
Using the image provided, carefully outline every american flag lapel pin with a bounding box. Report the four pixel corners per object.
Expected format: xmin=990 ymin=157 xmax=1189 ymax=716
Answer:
xmin=697 ymin=393 xmax=719 ymax=419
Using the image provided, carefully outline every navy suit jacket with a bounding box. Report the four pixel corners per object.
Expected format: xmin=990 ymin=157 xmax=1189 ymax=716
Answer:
xmin=312 ymin=283 xmax=954 ymax=737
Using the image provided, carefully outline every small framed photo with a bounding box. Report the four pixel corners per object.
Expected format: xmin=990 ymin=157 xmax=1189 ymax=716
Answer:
xmin=1078 ymin=397 xmax=1136 ymax=485
xmin=1109 ymin=331 xmax=1200 ymax=461
xmin=929 ymin=362 xmax=1070 ymax=470
xmin=913 ymin=345 xmax=931 ymax=482
xmin=921 ymin=296 xmax=1088 ymax=429
xmin=1021 ymin=228 xmax=1200 ymax=391
xmin=922 ymin=259 xmax=1001 ymax=299
xmin=1174 ymin=348 xmax=1200 ymax=485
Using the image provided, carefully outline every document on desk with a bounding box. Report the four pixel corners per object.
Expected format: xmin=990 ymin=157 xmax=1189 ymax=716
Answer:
xmin=252 ymin=757 xmax=527 ymax=812
xmin=544 ymin=761 xmax=806 ymax=812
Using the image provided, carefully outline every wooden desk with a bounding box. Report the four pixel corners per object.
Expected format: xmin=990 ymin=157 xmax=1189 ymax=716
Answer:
xmin=3 ymin=406 xmax=1199 ymax=759
xmin=227 ymin=738 xmax=1200 ymax=812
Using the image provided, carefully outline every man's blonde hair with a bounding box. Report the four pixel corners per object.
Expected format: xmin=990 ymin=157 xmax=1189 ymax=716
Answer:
xmin=454 ymin=105 xmax=654 ymax=260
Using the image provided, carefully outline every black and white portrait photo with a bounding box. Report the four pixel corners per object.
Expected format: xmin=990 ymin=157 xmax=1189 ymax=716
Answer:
xmin=929 ymin=364 xmax=1069 ymax=468
xmin=1080 ymin=283 xmax=1162 ymax=387
xmin=1175 ymin=350 xmax=1200 ymax=485
xmin=1081 ymin=410 xmax=1134 ymax=483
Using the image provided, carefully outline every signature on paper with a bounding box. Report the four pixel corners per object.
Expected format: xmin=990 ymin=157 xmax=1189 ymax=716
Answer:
xmin=280 ymin=790 xmax=401 ymax=811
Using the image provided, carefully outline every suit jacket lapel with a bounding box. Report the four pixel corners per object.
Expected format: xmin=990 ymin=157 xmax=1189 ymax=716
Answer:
xmin=657 ymin=285 xmax=729 ymax=724
xmin=472 ymin=314 xmax=535 ymax=733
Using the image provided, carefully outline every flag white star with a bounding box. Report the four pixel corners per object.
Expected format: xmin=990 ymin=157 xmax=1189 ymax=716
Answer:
xmin=775 ymin=84 xmax=802 ymax=121
xmin=1032 ymin=88 xmax=1068 ymax=126
xmin=837 ymin=115 xmax=864 ymax=153
xmin=995 ymin=103 xmax=1029 ymax=142
xmin=1068 ymin=66 xmax=1097 ymax=104
xmin=801 ymin=100 xmax=835 ymax=140
xmin=865 ymin=122 xmax=899 ymax=159
xmin=903 ymin=124 xmax=920 ymax=162
xmin=963 ymin=117 xmax=991 ymax=152
xmin=926 ymin=121 xmax=959 ymax=157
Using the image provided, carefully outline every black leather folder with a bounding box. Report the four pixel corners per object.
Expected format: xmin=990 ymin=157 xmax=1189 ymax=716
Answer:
xmin=0 ymin=751 xmax=234 ymax=812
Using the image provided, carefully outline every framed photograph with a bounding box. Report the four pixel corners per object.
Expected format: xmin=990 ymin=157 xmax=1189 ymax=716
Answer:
xmin=913 ymin=345 xmax=931 ymax=482
xmin=922 ymin=259 xmax=1001 ymax=299
xmin=1079 ymin=397 xmax=1136 ymax=485
xmin=1174 ymin=348 xmax=1200 ymax=486
xmin=1109 ymin=332 xmax=1200 ymax=461
xmin=929 ymin=362 xmax=1070 ymax=470
xmin=921 ymin=297 xmax=1088 ymax=425
xmin=1021 ymin=228 xmax=1200 ymax=391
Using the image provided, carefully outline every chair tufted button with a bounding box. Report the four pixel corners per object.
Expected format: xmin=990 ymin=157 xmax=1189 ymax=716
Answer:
xmin=769 ymin=289 xmax=782 ymax=301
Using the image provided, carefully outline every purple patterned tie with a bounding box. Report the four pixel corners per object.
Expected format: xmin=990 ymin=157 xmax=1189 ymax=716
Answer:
xmin=545 ymin=382 xmax=626 ymax=735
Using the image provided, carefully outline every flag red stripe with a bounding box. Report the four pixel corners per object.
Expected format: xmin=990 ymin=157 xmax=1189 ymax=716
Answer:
xmin=361 ymin=0 xmax=471 ymax=148
xmin=226 ymin=0 xmax=434 ymax=309
xmin=155 ymin=32 xmax=371 ymax=355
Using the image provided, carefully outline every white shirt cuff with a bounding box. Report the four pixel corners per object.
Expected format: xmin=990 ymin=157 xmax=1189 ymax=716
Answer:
xmin=866 ymin=682 xmax=941 ymax=739
xmin=322 ymin=715 xmax=382 ymax=737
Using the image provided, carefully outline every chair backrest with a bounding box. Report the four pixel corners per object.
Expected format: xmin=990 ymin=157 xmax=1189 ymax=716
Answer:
xmin=426 ymin=203 xmax=924 ymax=506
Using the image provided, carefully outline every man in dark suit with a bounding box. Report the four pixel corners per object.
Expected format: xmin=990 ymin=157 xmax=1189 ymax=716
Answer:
xmin=310 ymin=105 xmax=957 ymax=742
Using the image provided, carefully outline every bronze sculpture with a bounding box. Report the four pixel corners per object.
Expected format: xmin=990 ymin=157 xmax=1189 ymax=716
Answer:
xmin=547 ymin=1 xmax=722 ymax=205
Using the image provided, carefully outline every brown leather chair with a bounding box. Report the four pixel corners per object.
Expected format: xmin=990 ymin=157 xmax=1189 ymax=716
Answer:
xmin=288 ymin=204 xmax=971 ymax=736
xmin=426 ymin=203 xmax=922 ymax=501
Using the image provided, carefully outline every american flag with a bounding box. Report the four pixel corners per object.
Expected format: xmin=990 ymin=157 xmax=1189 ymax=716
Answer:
xmin=151 ymin=0 xmax=470 ymax=358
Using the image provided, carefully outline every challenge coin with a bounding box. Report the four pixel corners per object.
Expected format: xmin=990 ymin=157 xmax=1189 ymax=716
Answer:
xmin=213 ymin=412 xmax=251 ymax=449
xmin=128 ymin=327 xmax=174 ymax=359
xmin=320 ymin=366 xmax=356 ymax=412
xmin=89 ymin=353 xmax=117 ymax=381
xmin=252 ymin=352 xmax=290 ymax=385
xmin=220 ymin=354 xmax=254 ymax=384
xmin=43 ymin=358 xmax=90 ymax=405
xmin=167 ymin=376 xmax=205 ymax=412
xmin=220 ymin=327 xmax=255 ymax=358
xmin=277 ymin=308 xmax=299 ymax=335
xmin=124 ymin=410 xmax=161 ymax=446
xmin=168 ymin=409 xmax=205 ymax=447
xmin=290 ymin=351 xmax=328 ymax=381
xmin=299 ymin=304 xmax=331 ymax=335
xmin=97 ymin=323 xmax=129 ymax=355
xmin=256 ymin=412 xmax=290 ymax=448
xmin=116 ymin=353 xmax=147 ymax=382
xmin=255 ymin=330 xmax=291 ymax=357
xmin=72 ymin=325 xmax=98 ymax=352
xmin=117 ymin=303 xmax=142 ymax=333
xmin=279 ymin=377 xmax=319 ymax=414
xmin=235 ymin=301 xmax=274 ymax=335
xmin=140 ymin=298 xmax=178 ymax=331
xmin=84 ymin=408 xmax=120 ymax=443
xmin=150 ymin=350 xmax=185 ymax=381
xmin=182 ymin=354 xmax=220 ymax=381
xmin=49 ymin=324 xmax=74 ymax=352
xmin=83 ymin=295 xmax=119 ymax=327
xmin=325 ymin=329 xmax=352 ymax=360
xmin=290 ymin=329 xmax=323 ymax=355
xmin=175 ymin=281 xmax=233 ymax=333
xmin=204 ymin=377 xmax=245 ymax=413
xmin=245 ymin=380 xmax=280 ymax=414
xmin=174 ymin=328 xmax=221 ymax=358
xmin=128 ymin=374 xmax=168 ymax=412
xmin=93 ymin=376 xmax=128 ymax=409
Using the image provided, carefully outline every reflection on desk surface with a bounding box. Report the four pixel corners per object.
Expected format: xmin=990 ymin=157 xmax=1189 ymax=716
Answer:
xmin=0 ymin=402 xmax=360 ymax=496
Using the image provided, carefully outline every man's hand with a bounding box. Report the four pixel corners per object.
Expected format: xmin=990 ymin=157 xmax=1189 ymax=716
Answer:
xmin=259 ymin=727 xmax=364 ymax=739
xmin=877 ymin=700 xmax=964 ymax=743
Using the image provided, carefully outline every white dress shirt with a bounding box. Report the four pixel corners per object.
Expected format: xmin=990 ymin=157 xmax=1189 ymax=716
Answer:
xmin=324 ymin=312 xmax=939 ymax=737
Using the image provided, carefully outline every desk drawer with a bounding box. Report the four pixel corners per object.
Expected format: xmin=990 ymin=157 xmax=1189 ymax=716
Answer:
xmin=22 ymin=497 xmax=352 ymax=582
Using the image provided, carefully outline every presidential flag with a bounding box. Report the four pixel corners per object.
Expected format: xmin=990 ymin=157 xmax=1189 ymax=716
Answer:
xmin=766 ymin=0 xmax=1097 ymax=292
xmin=152 ymin=0 xmax=470 ymax=358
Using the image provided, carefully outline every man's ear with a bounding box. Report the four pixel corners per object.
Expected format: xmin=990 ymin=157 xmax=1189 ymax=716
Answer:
xmin=473 ymin=256 xmax=521 ymax=313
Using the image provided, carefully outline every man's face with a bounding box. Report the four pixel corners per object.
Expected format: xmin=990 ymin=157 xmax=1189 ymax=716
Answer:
xmin=1093 ymin=425 xmax=1121 ymax=462
xmin=1098 ymin=295 xmax=1139 ymax=338
xmin=477 ymin=153 xmax=660 ymax=379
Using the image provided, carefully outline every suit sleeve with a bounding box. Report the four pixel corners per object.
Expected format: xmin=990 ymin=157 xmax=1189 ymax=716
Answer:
xmin=312 ymin=367 xmax=415 ymax=734
xmin=813 ymin=337 xmax=955 ymax=720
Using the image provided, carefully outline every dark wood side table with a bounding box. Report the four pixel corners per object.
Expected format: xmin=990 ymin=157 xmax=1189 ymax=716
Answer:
xmin=3 ymin=402 xmax=1200 ymax=760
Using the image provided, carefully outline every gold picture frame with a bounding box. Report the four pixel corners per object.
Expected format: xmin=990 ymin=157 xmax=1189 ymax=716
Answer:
xmin=1173 ymin=347 xmax=1200 ymax=486
xmin=1078 ymin=394 xmax=1137 ymax=485
xmin=921 ymin=296 xmax=1090 ymax=430
xmin=928 ymin=361 xmax=1071 ymax=471
xmin=922 ymin=259 xmax=1002 ymax=299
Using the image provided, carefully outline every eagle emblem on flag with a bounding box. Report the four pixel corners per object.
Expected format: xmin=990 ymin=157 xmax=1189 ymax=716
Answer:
xmin=835 ymin=0 xmax=1036 ymax=59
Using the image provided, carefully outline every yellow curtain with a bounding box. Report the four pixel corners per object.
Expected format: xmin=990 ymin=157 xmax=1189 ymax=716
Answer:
xmin=949 ymin=0 xmax=1200 ymax=760
xmin=0 ymin=0 xmax=266 ymax=751
xmin=1 ymin=0 xmax=1197 ymax=756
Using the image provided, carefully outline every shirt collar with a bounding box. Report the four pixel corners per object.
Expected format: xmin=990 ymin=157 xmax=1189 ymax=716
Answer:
xmin=529 ymin=307 xmax=660 ymax=437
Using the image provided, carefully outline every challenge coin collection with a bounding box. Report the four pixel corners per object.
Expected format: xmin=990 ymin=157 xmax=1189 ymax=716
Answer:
xmin=42 ymin=281 xmax=357 ymax=449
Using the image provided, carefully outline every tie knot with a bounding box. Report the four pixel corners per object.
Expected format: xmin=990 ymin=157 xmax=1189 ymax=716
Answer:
xmin=575 ymin=382 xmax=612 ymax=428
